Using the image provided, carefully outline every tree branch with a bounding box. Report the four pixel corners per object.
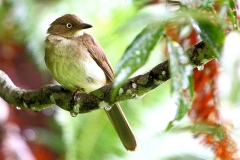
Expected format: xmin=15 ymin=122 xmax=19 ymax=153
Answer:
xmin=0 ymin=41 xmax=215 ymax=114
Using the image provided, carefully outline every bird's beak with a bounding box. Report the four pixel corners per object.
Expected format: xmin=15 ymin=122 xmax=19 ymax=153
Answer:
xmin=79 ymin=23 xmax=92 ymax=29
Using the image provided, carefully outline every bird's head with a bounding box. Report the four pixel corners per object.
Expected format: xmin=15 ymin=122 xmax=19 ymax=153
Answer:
xmin=47 ymin=14 xmax=92 ymax=38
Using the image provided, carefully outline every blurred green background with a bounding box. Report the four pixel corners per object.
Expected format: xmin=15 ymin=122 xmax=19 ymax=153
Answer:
xmin=2 ymin=0 xmax=239 ymax=159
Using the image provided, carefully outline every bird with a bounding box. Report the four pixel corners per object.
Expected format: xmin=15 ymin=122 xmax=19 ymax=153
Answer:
xmin=44 ymin=14 xmax=136 ymax=151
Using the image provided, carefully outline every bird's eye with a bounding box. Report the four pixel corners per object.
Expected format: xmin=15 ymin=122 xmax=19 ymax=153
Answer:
xmin=66 ymin=23 xmax=72 ymax=28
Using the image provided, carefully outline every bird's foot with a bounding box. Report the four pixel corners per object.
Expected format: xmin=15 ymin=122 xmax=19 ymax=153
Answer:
xmin=73 ymin=90 xmax=81 ymax=101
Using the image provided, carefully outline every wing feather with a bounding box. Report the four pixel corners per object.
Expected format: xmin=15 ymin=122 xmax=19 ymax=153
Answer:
xmin=82 ymin=33 xmax=114 ymax=82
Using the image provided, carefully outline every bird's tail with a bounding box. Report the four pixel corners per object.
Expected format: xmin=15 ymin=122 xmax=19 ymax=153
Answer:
xmin=105 ymin=103 xmax=137 ymax=151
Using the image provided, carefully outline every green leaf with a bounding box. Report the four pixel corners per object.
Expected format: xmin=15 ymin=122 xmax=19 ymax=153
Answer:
xmin=111 ymin=23 xmax=165 ymax=99
xmin=228 ymin=0 xmax=238 ymax=29
xmin=165 ymin=120 xmax=174 ymax=131
xmin=169 ymin=123 xmax=226 ymax=140
xmin=189 ymin=12 xmax=225 ymax=58
xmin=167 ymin=39 xmax=193 ymax=121
xmin=191 ymin=123 xmax=226 ymax=140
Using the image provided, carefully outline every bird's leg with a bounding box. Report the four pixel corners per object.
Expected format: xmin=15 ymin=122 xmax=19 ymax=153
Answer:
xmin=73 ymin=89 xmax=81 ymax=101
xmin=72 ymin=87 xmax=85 ymax=100
xmin=69 ymin=88 xmax=85 ymax=117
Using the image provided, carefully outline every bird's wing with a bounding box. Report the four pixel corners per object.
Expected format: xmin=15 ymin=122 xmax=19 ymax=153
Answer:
xmin=82 ymin=33 xmax=114 ymax=82
xmin=82 ymin=34 xmax=137 ymax=151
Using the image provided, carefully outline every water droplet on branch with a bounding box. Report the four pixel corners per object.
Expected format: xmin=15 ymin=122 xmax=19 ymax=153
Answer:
xmin=70 ymin=111 xmax=78 ymax=117
xmin=16 ymin=106 xmax=21 ymax=110
xmin=104 ymin=106 xmax=112 ymax=111
xmin=197 ymin=65 xmax=204 ymax=71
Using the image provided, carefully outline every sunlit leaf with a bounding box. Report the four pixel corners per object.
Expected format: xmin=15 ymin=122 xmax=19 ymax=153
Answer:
xmin=189 ymin=12 xmax=225 ymax=58
xmin=167 ymin=39 xmax=193 ymax=121
xmin=221 ymin=31 xmax=240 ymax=103
xmin=111 ymin=23 xmax=165 ymax=99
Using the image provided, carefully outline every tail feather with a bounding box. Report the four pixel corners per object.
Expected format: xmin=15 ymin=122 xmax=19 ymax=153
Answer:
xmin=105 ymin=103 xmax=137 ymax=151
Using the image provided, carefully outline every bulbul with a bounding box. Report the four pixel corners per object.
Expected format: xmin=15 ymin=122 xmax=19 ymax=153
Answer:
xmin=44 ymin=14 xmax=136 ymax=151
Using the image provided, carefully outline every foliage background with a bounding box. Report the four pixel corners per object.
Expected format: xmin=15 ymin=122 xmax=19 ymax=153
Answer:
xmin=0 ymin=0 xmax=239 ymax=159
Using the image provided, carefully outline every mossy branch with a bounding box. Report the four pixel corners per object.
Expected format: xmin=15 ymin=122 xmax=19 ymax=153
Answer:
xmin=0 ymin=41 xmax=215 ymax=114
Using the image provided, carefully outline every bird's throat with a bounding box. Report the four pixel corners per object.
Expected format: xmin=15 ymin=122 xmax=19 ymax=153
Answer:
xmin=74 ymin=30 xmax=84 ymax=37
